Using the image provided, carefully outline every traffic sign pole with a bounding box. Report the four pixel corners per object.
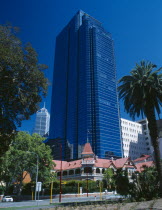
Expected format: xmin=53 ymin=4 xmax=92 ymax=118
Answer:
xmin=59 ymin=144 xmax=62 ymax=203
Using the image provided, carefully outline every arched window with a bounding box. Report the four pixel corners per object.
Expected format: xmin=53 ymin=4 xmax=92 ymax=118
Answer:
xmin=84 ymin=167 xmax=92 ymax=173
xmin=102 ymin=169 xmax=105 ymax=174
xmin=96 ymin=168 xmax=100 ymax=173
xmin=75 ymin=169 xmax=81 ymax=174
xmin=63 ymin=171 xmax=67 ymax=176
xmin=69 ymin=170 xmax=74 ymax=175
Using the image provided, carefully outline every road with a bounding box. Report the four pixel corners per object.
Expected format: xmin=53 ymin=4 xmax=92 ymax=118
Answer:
xmin=0 ymin=194 xmax=122 ymax=209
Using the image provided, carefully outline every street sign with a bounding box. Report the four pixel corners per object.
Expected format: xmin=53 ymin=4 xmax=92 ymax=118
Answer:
xmin=80 ymin=187 xmax=82 ymax=194
xmin=36 ymin=182 xmax=42 ymax=192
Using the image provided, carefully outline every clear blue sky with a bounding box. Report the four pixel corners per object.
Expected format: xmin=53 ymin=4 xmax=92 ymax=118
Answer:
xmin=1 ymin=0 xmax=162 ymax=133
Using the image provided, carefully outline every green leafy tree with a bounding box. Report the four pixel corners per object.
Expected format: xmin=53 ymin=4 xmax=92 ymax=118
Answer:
xmin=1 ymin=132 xmax=53 ymax=197
xmin=0 ymin=24 xmax=48 ymax=157
xmin=129 ymin=167 xmax=159 ymax=201
xmin=103 ymin=168 xmax=115 ymax=190
xmin=113 ymin=168 xmax=130 ymax=196
xmin=118 ymin=60 xmax=162 ymax=194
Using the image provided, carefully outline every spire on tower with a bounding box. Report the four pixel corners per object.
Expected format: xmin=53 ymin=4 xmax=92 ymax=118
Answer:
xmin=87 ymin=130 xmax=90 ymax=143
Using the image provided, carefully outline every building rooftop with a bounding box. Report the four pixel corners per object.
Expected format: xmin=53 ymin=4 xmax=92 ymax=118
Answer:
xmin=81 ymin=143 xmax=94 ymax=155
xmin=135 ymin=161 xmax=154 ymax=172
xmin=112 ymin=157 xmax=130 ymax=168
xmin=95 ymin=158 xmax=113 ymax=168
xmin=133 ymin=155 xmax=151 ymax=162
xmin=52 ymin=143 xmax=136 ymax=172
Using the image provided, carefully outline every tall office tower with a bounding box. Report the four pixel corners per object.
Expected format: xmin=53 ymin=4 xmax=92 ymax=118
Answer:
xmin=49 ymin=10 xmax=122 ymax=160
xmin=33 ymin=105 xmax=50 ymax=137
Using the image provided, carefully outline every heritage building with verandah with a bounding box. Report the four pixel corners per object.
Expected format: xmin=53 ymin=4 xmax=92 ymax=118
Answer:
xmin=51 ymin=143 xmax=153 ymax=181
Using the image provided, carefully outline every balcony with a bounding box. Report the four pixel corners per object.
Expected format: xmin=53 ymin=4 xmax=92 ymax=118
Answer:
xmin=82 ymin=160 xmax=95 ymax=165
xmin=81 ymin=173 xmax=103 ymax=177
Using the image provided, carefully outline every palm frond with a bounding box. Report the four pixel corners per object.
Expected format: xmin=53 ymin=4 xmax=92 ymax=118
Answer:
xmin=118 ymin=60 xmax=162 ymax=120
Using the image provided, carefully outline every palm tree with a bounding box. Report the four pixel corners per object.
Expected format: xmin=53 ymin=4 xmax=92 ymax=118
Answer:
xmin=118 ymin=60 xmax=162 ymax=193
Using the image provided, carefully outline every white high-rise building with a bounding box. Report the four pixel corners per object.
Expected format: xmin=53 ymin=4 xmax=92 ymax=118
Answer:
xmin=121 ymin=118 xmax=148 ymax=160
xmin=138 ymin=119 xmax=162 ymax=158
xmin=137 ymin=119 xmax=154 ymax=156
xmin=33 ymin=104 xmax=50 ymax=136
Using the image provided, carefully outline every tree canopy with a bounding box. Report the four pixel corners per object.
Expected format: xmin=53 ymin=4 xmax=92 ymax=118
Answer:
xmin=0 ymin=24 xmax=48 ymax=156
xmin=113 ymin=168 xmax=130 ymax=196
xmin=103 ymin=168 xmax=114 ymax=190
xmin=118 ymin=61 xmax=162 ymax=120
xmin=130 ymin=167 xmax=159 ymax=201
xmin=1 ymin=132 xmax=54 ymax=196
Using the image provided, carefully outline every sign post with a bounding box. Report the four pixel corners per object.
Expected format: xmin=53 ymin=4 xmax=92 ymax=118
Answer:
xmin=36 ymin=182 xmax=42 ymax=201
xmin=80 ymin=187 xmax=82 ymax=194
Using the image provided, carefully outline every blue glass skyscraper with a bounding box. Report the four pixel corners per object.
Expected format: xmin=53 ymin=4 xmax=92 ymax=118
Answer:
xmin=49 ymin=10 xmax=122 ymax=160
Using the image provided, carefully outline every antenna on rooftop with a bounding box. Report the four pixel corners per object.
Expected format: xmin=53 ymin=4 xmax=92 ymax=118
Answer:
xmin=43 ymin=102 xmax=46 ymax=108
xmin=87 ymin=130 xmax=90 ymax=143
xmin=87 ymin=136 xmax=89 ymax=143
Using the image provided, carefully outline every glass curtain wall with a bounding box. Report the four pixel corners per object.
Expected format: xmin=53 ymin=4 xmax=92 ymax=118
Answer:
xmin=49 ymin=10 xmax=122 ymax=160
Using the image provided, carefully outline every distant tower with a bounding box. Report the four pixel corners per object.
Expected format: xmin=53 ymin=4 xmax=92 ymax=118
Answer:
xmin=33 ymin=104 xmax=50 ymax=136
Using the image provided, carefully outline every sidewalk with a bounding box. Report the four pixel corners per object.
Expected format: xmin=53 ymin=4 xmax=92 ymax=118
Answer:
xmin=4 ymin=198 xmax=162 ymax=210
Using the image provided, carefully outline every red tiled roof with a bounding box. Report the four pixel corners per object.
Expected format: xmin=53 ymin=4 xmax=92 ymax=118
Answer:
xmin=52 ymin=157 xmax=140 ymax=172
xmin=82 ymin=143 xmax=94 ymax=155
xmin=52 ymin=160 xmax=68 ymax=170
xmin=135 ymin=161 xmax=154 ymax=172
xmin=112 ymin=157 xmax=130 ymax=168
xmin=52 ymin=159 xmax=82 ymax=171
xmin=65 ymin=160 xmax=82 ymax=170
xmin=95 ymin=158 xmax=114 ymax=168
xmin=23 ymin=171 xmax=31 ymax=183
xmin=133 ymin=155 xmax=151 ymax=162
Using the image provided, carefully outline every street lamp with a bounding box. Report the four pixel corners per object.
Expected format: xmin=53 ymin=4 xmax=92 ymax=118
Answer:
xmin=59 ymin=144 xmax=62 ymax=203
xmin=86 ymin=161 xmax=89 ymax=197
xmin=51 ymin=143 xmax=62 ymax=203
xmin=27 ymin=151 xmax=39 ymax=201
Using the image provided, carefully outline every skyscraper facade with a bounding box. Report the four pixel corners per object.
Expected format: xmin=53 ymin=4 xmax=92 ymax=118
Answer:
xmin=33 ymin=105 xmax=50 ymax=137
xmin=121 ymin=118 xmax=147 ymax=160
xmin=49 ymin=10 xmax=122 ymax=160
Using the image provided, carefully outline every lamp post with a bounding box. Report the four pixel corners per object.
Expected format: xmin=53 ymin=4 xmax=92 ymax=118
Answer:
xmin=59 ymin=144 xmax=62 ymax=203
xmin=86 ymin=163 xmax=89 ymax=197
xmin=35 ymin=154 xmax=39 ymax=201
xmin=27 ymin=151 xmax=39 ymax=201
xmin=51 ymin=142 xmax=62 ymax=202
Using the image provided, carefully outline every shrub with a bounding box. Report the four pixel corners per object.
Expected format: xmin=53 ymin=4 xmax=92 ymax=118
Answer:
xmin=129 ymin=167 xmax=159 ymax=201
